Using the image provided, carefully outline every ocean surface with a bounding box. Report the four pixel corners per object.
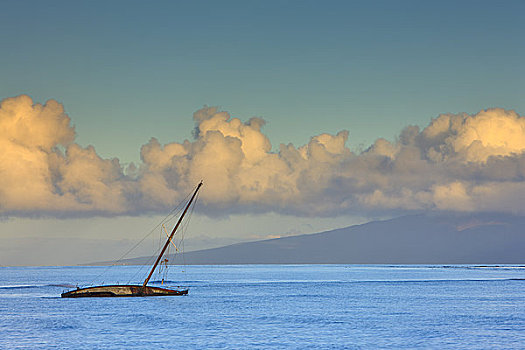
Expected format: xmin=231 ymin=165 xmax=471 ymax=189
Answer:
xmin=1 ymin=265 xmax=524 ymax=349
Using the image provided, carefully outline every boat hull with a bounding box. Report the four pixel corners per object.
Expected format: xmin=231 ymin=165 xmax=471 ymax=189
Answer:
xmin=61 ymin=285 xmax=188 ymax=298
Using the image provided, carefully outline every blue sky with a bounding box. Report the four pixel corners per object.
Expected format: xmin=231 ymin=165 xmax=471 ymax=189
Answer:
xmin=1 ymin=1 xmax=525 ymax=265
xmin=2 ymin=0 xmax=524 ymax=164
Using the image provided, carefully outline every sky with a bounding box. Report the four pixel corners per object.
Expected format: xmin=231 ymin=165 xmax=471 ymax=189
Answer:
xmin=1 ymin=0 xmax=525 ymax=265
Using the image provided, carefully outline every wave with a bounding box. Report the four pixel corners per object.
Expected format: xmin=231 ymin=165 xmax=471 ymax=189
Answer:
xmin=149 ymin=280 xmax=180 ymax=284
xmin=1 ymin=278 xmax=523 ymax=291
xmin=194 ymin=278 xmax=525 ymax=287
xmin=383 ymin=265 xmax=525 ymax=270
xmin=351 ymin=278 xmax=525 ymax=283
xmin=0 ymin=284 xmax=76 ymax=290
xmin=470 ymin=266 xmax=525 ymax=269
xmin=0 ymin=284 xmax=37 ymax=289
xmin=49 ymin=284 xmax=77 ymax=288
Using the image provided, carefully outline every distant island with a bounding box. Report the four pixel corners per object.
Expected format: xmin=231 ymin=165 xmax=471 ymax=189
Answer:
xmin=92 ymin=212 xmax=525 ymax=265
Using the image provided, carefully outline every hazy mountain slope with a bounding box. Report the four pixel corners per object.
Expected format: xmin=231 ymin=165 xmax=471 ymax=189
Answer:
xmin=98 ymin=213 xmax=525 ymax=265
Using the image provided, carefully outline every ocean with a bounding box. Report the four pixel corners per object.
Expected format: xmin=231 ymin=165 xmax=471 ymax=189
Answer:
xmin=1 ymin=265 xmax=524 ymax=349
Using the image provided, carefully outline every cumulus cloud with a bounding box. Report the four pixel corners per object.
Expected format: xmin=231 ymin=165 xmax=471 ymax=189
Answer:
xmin=1 ymin=95 xmax=525 ymax=217
xmin=0 ymin=95 xmax=131 ymax=216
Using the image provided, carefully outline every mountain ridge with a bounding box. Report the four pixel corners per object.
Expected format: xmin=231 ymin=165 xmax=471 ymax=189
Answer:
xmin=90 ymin=212 xmax=525 ymax=265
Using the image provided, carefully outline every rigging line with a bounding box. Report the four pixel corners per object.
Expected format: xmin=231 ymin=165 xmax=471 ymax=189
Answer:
xmin=180 ymin=189 xmax=199 ymax=272
xmin=137 ymin=182 xmax=202 ymax=284
xmin=158 ymin=241 xmax=170 ymax=283
xmin=89 ymin=192 xmax=192 ymax=287
xmin=117 ymin=189 xmax=191 ymax=261
xmin=163 ymin=224 xmax=179 ymax=251
xmin=128 ymin=208 xmax=183 ymax=283
xmin=183 ymin=189 xmax=199 ymax=241
xmin=128 ymin=249 xmax=158 ymax=284
xmin=179 ymin=189 xmax=198 ymax=244
xmin=147 ymin=186 xmax=199 ymax=281
xmin=128 ymin=211 xmax=181 ymax=284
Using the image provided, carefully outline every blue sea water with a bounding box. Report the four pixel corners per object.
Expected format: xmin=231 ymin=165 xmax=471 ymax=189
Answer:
xmin=0 ymin=265 xmax=524 ymax=349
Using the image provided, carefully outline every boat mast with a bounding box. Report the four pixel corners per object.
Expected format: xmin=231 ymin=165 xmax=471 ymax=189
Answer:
xmin=143 ymin=181 xmax=203 ymax=287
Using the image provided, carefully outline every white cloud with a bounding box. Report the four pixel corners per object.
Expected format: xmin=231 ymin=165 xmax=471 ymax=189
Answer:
xmin=1 ymin=95 xmax=525 ymax=217
xmin=421 ymin=108 xmax=525 ymax=162
xmin=0 ymin=95 xmax=130 ymax=216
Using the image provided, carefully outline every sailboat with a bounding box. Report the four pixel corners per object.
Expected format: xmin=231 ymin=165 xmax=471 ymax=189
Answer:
xmin=61 ymin=181 xmax=203 ymax=298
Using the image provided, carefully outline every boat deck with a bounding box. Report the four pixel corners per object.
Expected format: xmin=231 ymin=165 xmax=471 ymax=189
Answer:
xmin=61 ymin=285 xmax=188 ymax=298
